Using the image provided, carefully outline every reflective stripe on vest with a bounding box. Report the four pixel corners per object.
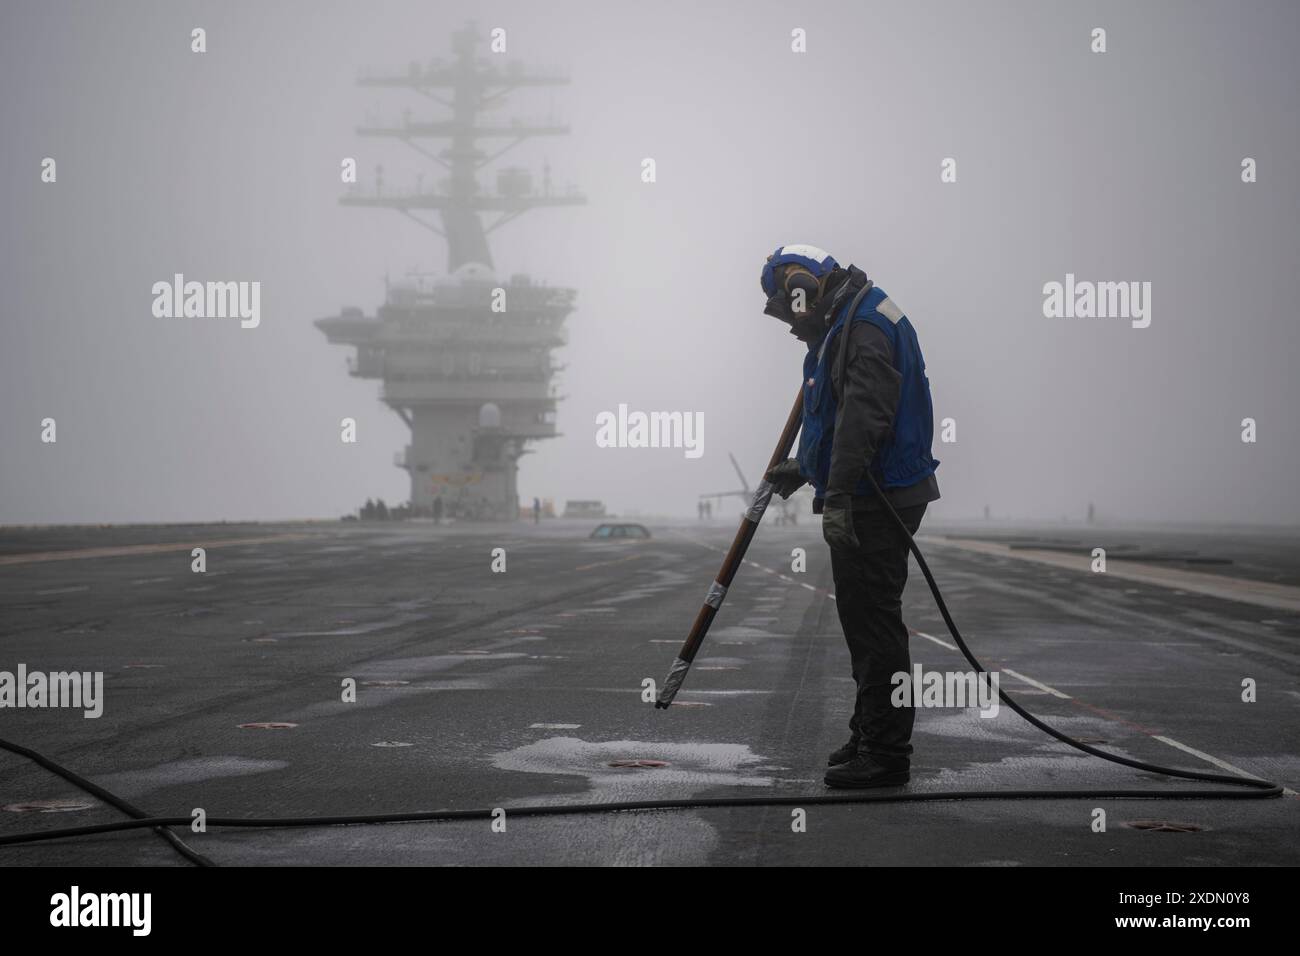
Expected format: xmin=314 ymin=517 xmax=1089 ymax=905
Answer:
xmin=876 ymin=296 xmax=904 ymax=324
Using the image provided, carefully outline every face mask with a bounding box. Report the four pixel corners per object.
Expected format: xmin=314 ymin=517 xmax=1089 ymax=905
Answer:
xmin=764 ymin=293 xmax=825 ymax=342
xmin=764 ymin=266 xmax=827 ymax=342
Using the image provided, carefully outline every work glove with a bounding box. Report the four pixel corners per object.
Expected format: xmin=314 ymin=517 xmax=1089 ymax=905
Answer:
xmin=764 ymin=458 xmax=808 ymax=499
xmin=821 ymin=494 xmax=860 ymax=551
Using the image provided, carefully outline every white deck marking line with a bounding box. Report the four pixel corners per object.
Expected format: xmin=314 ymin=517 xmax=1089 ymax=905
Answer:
xmin=928 ymin=536 xmax=1300 ymax=614
xmin=1152 ymin=735 xmax=1297 ymax=795
xmin=573 ymin=553 xmax=647 ymax=572
xmin=677 ymin=531 xmax=1288 ymax=794
xmin=1 ymin=533 xmax=312 ymax=566
xmin=910 ymin=629 xmax=957 ymax=651
xmin=1001 ymin=668 xmax=1072 ymax=699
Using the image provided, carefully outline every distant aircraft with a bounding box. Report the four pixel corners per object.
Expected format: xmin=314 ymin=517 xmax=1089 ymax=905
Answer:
xmin=700 ymin=453 xmax=805 ymax=525
xmin=699 ymin=452 xmax=751 ymax=509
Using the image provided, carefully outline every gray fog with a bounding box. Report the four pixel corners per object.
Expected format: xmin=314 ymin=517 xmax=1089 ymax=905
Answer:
xmin=2 ymin=0 xmax=1297 ymax=525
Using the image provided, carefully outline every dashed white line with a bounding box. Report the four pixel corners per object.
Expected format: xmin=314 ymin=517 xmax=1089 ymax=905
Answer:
xmin=679 ymin=532 xmax=1289 ymax=796
xmin=911 ymin=629 xmax=957 ymax=651
xmin=1151 ymin=735 xmax=1296 ymax=794
xmin=1001 ymin=668 xmax=1072 ymax=699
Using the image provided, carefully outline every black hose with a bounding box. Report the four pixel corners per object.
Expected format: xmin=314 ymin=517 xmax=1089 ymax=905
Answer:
xmin=0 ymin=777 xmax=1283 ymax=851
xmin=859 ymin=469 xmax=1279 ymax=796
xmin=0 ymin=735 xmax=214 ymax=865
xmin=0 ymin=480 xmax=1282 ymax=863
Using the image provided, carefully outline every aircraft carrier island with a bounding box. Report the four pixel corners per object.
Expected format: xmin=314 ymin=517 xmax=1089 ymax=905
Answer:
xmin=316 ymin=24 xmax=583 ymax=521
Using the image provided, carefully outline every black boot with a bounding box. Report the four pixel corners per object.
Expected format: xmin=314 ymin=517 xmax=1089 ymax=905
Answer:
xmin=827 ymin=737 xmax=860 ymax=766
xmin=823 ymin=753 xmax=909 ymax=789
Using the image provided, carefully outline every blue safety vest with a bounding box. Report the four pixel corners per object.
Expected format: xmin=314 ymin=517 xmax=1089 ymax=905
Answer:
xmin=796 ymin=285 xmax=940 ymax=497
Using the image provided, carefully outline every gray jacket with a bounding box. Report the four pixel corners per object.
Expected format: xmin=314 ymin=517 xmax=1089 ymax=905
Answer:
xmin=823 ymin=320 xmax=941 ymax=513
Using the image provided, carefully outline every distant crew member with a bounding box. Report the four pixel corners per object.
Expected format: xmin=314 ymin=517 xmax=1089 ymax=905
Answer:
xmin=760 ymin=244 xmax=940 ymax=789
xmin=433 ymin=496 xmax=443 ymax=525
xmin=533 ymin=497 xmax=541 ymax=525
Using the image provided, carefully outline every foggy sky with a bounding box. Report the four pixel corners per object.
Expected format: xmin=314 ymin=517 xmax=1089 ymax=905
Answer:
xmin=2 ymin=0 xmax=1298 ymax=526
